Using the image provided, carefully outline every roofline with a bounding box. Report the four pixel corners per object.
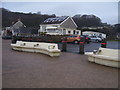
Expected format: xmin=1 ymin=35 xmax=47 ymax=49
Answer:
xmin=13 ymin=20 xmax=26 ymax=27
xmin=40 ymin=16 xmax=77 ymax=28
xmin=40 ymin=24 xmax=60 ymax=26
xmin=70 ymin=17 xmax=78 ymax=28
xmin=83 ymin=31 xmax=106 ymax=34
xmin=60 ymin=16 xmax=77 ymax=28
xmin=59 ymin=16 xmax=69 ymax=25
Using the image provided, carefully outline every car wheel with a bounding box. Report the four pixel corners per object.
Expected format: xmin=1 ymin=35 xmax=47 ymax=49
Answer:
xmin=95 ymin=39 xmax=99 ymax=42
xmin=74 ymin=40 xmax=78 ymax=44
xmin=96 ymin=40 xmax=101 ymax=43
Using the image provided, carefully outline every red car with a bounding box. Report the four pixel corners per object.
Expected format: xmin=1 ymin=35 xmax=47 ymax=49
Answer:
xmin=61 ymin=35 xmax=90 ymax=44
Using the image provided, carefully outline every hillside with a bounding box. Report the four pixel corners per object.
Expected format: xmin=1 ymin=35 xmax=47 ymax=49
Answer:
xmin=1 ymin=8 xmax=56 ymax=28
xmin=1 ymin=8 xmax=119 ymax=36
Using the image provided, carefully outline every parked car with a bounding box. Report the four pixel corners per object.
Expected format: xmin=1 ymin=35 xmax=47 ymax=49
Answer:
xmin=61 ymin=35 xmax=90 ymax=44
xmin=98 ymin=36 xmax=105 ymax=40
xmin=2 ymin=35 xmax=12 ymax=39
xmin=81 ymin=35 xmax=91 ymax=44
xmin=89 ymin=35 xmax=102 ymax=42
xmin=65 ymin=35 xmax=80 ymax=44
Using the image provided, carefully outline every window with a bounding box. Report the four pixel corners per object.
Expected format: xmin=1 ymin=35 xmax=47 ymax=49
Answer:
xmin=68 ymin=31 xmax=71 ymax=34
xmin=47 ymin=29 xmax=61 ymax=33
xmin=47 ymin=29 xmax=56 ymax=33
xmin=76 ymin=31 xmax=79 ymax=34
xmin=73 ymin=30 xmax=76 ymax=34
xmin=63 ymin=29 xmax=66 ymax=34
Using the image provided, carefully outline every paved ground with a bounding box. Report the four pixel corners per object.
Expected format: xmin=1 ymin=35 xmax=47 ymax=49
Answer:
xmin=2 ymin=40 xmax=119 ymax=88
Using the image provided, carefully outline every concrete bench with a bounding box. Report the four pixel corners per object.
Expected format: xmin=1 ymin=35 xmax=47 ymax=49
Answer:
xmin=85 ymin=48 xmax=120 ymax=68
xmin=11 ymin=41 xmax=60 ymax=57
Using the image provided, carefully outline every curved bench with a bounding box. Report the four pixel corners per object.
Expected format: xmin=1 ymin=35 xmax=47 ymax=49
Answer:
xmin=11 ymin=41 xmax=60 ymax=57
xmin=85 ymin=48 xmax=120 ymax=68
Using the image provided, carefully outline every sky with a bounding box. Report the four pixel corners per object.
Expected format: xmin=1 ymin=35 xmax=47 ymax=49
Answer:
xmin=1 ymin=1 xmax=119 ymax=25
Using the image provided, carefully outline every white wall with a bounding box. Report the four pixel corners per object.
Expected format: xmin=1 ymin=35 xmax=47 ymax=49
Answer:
xmin=66 ymin=29 xmax=81 ymax=35
xmin=39 ymin=25 xmax=81 ymax=35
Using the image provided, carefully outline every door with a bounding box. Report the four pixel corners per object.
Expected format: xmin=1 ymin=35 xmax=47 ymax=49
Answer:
xmin=73 ymin=30 xmax=76 ymax=35
xmin=63 ymin=29 xmax=66 ymax=34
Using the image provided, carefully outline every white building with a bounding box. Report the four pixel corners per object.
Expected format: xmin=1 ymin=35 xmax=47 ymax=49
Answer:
xmin=38 ymin=16 xmax=81 ymax=35
xmin=82 ymin=31 xmax=106 ymax=39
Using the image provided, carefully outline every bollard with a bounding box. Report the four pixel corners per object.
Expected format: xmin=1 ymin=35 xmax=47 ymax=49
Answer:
xmin=62 ymin=37 xmax=67 ymax=52
xmin=79 ymin=36 xmax=85 ymax=54
xmin=48 ymin=36 xmax=53 ymax=43
xmin=11 ymin=35 xmax=17 ymax=44
xmin=101 ymin=38 xmax=107 ymax=48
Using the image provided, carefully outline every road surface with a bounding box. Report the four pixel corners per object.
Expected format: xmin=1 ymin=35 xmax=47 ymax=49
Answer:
xmin=2 ymin=40 xmax=119 ymax=88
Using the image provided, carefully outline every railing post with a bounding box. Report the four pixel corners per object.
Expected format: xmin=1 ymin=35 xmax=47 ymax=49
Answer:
xmin=101 ymin=38 xmax=107 ymax=48
xmin=62 ymin=37 xmax=67 ymax=52
xmin=79 ymin=37 xmax=85 ymax=54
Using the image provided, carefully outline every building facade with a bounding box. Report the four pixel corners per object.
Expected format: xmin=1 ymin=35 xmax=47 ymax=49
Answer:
xmin=39 ymin=16 xmax=81 ymax=35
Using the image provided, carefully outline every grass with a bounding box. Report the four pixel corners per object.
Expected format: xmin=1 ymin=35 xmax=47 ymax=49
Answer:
xmin=107 ymin=39 xmax=120 ymax=41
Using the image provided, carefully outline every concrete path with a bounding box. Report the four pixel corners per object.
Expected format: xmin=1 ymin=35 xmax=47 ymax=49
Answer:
xmin=2 ymin=40 xmax=119 ymax=88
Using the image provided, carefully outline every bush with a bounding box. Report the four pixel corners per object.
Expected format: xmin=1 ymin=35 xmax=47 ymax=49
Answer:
xmin=14 ymin=34 xmax=69 ymax=43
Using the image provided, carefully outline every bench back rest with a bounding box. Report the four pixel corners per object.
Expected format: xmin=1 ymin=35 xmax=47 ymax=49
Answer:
xmin=99 ymin=48 xmax=119 ymax=57
xmin=16 ymin=41 xmax=59 ymax=50
xmin=16 ymin=41 xmax=22 ymax=45
xmin=16 ymin=41 xmax=35 ymax=47
xmin=35 ymin=43 xmax=58 ymax=50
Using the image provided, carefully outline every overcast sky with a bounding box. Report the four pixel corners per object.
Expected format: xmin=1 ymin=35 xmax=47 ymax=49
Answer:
xmin=1 ymin=2 xmax=119 ymax=25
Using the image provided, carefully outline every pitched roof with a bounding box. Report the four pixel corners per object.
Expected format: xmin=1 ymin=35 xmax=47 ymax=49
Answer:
xmin=41 ymin=16 xmax=69 ymax=24
xmin=10 ymin=20 xmax=26 ymax=30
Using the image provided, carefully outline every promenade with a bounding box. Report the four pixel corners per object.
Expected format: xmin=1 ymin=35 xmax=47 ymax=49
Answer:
xmin=2 ymin=40 xmax=118 ymax=88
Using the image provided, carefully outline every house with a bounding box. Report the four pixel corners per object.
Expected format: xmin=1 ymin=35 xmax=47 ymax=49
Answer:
xmin=6 ymin=20 xmax=38 ymax=36
xmin=1 ymin=27 xmax=13 ymax=37
xmin=9 ymin=20 xmax=26 ymax=35
xmin=82 ymin=31 xmax=106 ymax=39
xmin=1 ymin=20 xmax=25 ymax=37
xmin=38 ymin=16 xmax=81 ymax=35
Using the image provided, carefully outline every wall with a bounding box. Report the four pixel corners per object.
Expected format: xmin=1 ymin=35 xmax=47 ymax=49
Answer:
xmin=60 ymin=17 xmax=77 ymax=29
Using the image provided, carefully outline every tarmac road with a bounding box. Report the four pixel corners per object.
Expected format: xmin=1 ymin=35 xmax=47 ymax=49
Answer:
xmin=58 ymin=41 xmax=119 ymax=53
xmin=2 ymin=40 xmax=119 ymax=88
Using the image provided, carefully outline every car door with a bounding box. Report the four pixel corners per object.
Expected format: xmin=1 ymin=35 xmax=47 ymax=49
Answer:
xmin=67 ymin=36 xmax=73 ymax=42
xmin=90 ymin=36 xmax=96 ymax=42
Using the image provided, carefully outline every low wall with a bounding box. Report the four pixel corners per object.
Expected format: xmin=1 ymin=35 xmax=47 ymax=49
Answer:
xmin=12 ymin=35 xmax=69 ymax=43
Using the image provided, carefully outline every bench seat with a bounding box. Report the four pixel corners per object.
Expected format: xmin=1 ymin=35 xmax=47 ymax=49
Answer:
xmin=85 ymin=48 xmax=120 ymax=68
xmin=11 ymin=41 xmax=60 ymax=57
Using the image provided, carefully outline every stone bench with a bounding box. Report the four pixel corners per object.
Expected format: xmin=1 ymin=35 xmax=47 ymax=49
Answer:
xmin=11 ymin=41 xmax=61 ymax=57
xmin=85 ymin=48 xmax=120 ymax=68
